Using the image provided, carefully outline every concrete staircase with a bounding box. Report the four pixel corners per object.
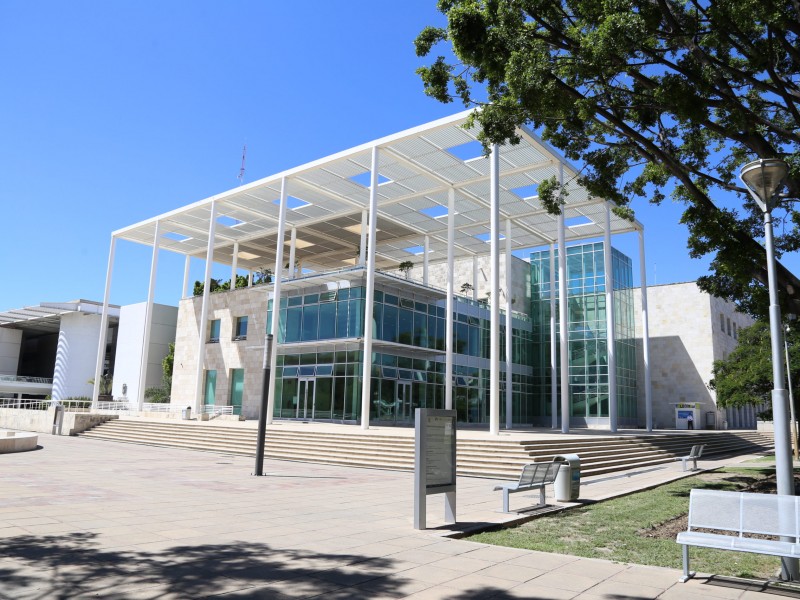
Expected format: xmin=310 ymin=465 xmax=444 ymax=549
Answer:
xmin=77 ymin=419 xmax=774 ymax=480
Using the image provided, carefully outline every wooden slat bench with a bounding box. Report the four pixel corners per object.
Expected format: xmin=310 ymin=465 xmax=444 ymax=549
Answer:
xmin=493 ymin=461 xmax=561 ymax=513
xmin=676 ymin=488 xmax=800 ymax=582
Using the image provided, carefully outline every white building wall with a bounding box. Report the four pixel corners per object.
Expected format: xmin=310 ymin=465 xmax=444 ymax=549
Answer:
xmin=51 ymin=312 xmax=104 ymax=401
xmin=0 ymin=328 xmax=22 ymax=375
xmin=634 ymin=281 xmax=754 ymax=429
xmin=112 ymin=303 xmax=178 ymax=402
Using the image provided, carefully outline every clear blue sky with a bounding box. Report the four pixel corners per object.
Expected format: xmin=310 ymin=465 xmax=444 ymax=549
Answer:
xmin=0 ymin=2 xmax=792 ymax=310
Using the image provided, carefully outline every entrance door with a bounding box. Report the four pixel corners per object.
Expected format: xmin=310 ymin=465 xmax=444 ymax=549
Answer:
xmin=296 ymin=378 xmax=316 ymax=419
xmin=395 ymin=381 xmax=412 ymax=422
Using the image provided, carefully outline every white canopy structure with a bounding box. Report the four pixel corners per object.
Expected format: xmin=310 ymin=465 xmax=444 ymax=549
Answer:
xmin=94 ymin=109 xmax=653 ymax=434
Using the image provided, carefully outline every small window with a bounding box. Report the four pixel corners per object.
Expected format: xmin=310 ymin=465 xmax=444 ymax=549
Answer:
xmin=209 ymin=319 xmax=221 ymax=343
xmin=732 ymin=322 xmax=737 ymax=339
xmin=720 ymin=313 xmax=725 ymax=331
xmin=233 ymin=316 xmax=248 ymax=341
xmin=727 ymin=317 xmax=731 ymax=336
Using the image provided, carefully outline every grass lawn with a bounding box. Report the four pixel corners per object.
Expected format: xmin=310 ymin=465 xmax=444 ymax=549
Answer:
xmin=744 ymin=454 xmax=777 ymax=463
xmin=469 ymin=468 xmax=781 ymax=579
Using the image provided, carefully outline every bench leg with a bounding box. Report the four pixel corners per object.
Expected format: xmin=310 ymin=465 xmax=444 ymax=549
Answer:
xmin=679 ymin=544 xmax=695 ymax=583
xmin=502 ymin=489 xmax=510 ymax=514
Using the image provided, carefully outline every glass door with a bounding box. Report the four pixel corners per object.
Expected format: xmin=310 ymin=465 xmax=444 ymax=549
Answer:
xmin=297 ymin=378 xmax=316 ymax=419
xmin=395 ymin=381 xmax=412 ymax=422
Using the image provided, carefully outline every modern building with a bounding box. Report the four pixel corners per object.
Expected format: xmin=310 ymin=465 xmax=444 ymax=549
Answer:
xmin=96 ymin=110 xmax=652 ymax=435
xmin=0 ymin=300 xmax=176 ymax=405
xmin=0 ymin=300 xmax=120 ymax=400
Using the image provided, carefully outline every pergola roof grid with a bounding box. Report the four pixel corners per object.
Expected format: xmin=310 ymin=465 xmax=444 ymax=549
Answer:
xmin=115 ymin=110 xmax=642 ymax=273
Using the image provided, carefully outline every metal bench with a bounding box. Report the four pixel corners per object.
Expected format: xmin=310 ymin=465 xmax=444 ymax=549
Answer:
xmin=677 ymin=488 xmax=800 ymax=582
xmin=493 ymin=461 xmax=561 ymax=513
xmin=676 ymin=444 xmax=705 ymax=471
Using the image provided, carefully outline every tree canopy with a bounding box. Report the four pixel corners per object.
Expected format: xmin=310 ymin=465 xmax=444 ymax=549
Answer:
xmin=415 ymin=0 xmax=800 ymax=318
xmin=710 ymin=321 xmax=800 ymax=409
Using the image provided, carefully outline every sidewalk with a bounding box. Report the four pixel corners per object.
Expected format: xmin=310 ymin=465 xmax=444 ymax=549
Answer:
xmin=0 ymin=432 xmax=792 ymax=599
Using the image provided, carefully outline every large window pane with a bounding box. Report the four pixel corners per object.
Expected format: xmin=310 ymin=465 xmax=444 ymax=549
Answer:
xmin=318 ymin=302 xmax=336 ymax=340
xmin=285 ymin=307 xmax=302 ymax=342
xmin=229 ymin=369 xmax=244 ymax=415
xmin=204 ymin=370 xmax=216 ymax=405
xmin=382 ymin=304 xmax=398 ymax=343
xmin=301 ymin=305 xmax=319 ymax=341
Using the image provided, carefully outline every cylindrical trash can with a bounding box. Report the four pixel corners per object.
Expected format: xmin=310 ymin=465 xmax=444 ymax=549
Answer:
xmin=554 ymin=454 xmax=581 ymax=501
xmin=182 ymin=407 xmax=192 ymax=420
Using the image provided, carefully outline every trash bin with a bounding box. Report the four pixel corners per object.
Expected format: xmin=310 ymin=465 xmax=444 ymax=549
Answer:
xmin=181 ymin=407 xmax=192 ymax=420
xmin=554 ymin=453 xmax=581 ymax=501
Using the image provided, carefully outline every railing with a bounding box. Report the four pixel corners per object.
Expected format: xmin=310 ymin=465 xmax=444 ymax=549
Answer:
xmin=95 ymin=401 xmax=134 ymax=413
xmin=203 ymin=404 xmax=233 ymax=416
xmin=0 ymin=398 xmax=92 ymax=411
xmin=0 ymin=375 xmax=53 ymax=384
xmin=141 ymin=403 xmax=182 ymax=413
xmin=0 ymin=398 xmax=49 ymax=410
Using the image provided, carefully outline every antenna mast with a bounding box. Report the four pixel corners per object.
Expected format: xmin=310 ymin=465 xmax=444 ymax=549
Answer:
xmin=237 ymin=144 xmax=247 ymax=185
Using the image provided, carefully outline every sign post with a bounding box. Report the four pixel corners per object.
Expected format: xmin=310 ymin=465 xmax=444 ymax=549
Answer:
xmin=414 ymin=408 xmax=457 ymax=530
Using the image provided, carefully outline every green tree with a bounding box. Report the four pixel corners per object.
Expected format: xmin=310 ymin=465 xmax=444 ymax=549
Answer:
xmin=415 ymin=1 xmax=800 ymax=318
xmin=145 ymin=343 xmax=175 ymax=403
xmin=398 ymin=260 xmax=415 ymax=279
xmin=710 ymin=321 xmax=800 ymax=408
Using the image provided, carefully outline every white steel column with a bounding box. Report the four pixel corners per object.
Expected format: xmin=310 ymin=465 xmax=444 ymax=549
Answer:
xmin=231 ymin=242 xmax=239 ymax=286
xmin=182 ymin=255 xmax=191 ymax=299
xmin=248 ymin=271 xmax=253 ymax=287
xmin=92 ymin=235 xmax=117 ymax=409
xmin=639 ymin=228 xmax=653 ymax=432
xmin=472 ymin=256 xmax=479 ymax=300
xmin=267 ymin=178 xmax=289 ymax=425
xmin=489 ymin=144 xmax=501 ymax=436
xmin=137 ymin=220 xmax=161 ymax=410
xmin=289 ymin=227 xmax=297 ymax=278
xmin=445 ymin=188 xmax=455 ymax=410
xmin=558 ymin=208 xmax=569 ymax=433
xmin=423 ymin=235 xmax=430 ymax=286
xmin=361 ymin=147 xmax=380 ymax=429
xmin=194 ymin=201 xmax=218 ymax=415
xmin=550 ymin=243 xmax=557 ymax=429
xmin=604 ymin=203 xmax=618 ymax=432
xmin=359 ymin=209 xmax=368 ymax=266
xmin=505 ymin=219 xmax=513 ymax=429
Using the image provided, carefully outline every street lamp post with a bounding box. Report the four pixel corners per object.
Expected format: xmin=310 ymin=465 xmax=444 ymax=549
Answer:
xmin=740 ymin=158 xmax=797 ymax=580
xmin=785 ymin=323 xmax=798 ymax=460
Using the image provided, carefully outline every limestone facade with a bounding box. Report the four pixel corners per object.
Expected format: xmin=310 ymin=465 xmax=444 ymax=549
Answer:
xmin=171 ymin=285 xmax=270 ymax=417
xmin=633 ymin=281 xmax=754 ymax=429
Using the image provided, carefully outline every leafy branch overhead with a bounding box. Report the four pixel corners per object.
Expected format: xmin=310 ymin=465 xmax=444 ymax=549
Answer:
xmin=416 ymin=0 xmax=800 ymax=318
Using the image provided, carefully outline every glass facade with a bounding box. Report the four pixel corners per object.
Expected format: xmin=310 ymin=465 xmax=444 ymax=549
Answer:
xmin=530 ymin=243 xmax=637 ymax=426
xmin=267 ymin=283 xmax=534 ymax=425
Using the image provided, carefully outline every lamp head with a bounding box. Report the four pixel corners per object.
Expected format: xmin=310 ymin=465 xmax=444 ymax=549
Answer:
xmin=740 ymin=158 xmax=789 ymax=212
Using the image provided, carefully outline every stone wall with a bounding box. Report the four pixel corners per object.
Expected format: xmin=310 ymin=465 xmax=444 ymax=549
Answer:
xmin=0 ymin=407 xmax=117 ymax=435
xmin=408 ymin=253 xmax=532 ymax=316
xmin=633 ymin=281 xmax=754 ymax=429
xmin=171 ymin=286 xmax=269 ymax=418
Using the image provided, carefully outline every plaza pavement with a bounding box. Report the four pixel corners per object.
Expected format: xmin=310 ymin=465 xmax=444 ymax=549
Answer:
xmin=0 ymin=429 xmax=795 ymax=599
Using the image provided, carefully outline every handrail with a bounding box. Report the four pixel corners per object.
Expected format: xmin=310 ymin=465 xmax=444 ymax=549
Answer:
xmin=141 ymin=403 xmax=182 ymax=413
xmin=203 ymin=404 xmax=233 ymax=416
xmin=0 ymin=375 xmax=54 ymax=384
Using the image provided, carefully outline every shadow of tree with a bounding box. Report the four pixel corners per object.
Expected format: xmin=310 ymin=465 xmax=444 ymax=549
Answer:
xmin=0 ymin=530 xmax=679 ymax=600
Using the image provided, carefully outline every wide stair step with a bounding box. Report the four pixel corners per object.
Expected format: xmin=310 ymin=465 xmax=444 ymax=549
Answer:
xmin=78 ymin=419 xmax=774 ymax=480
